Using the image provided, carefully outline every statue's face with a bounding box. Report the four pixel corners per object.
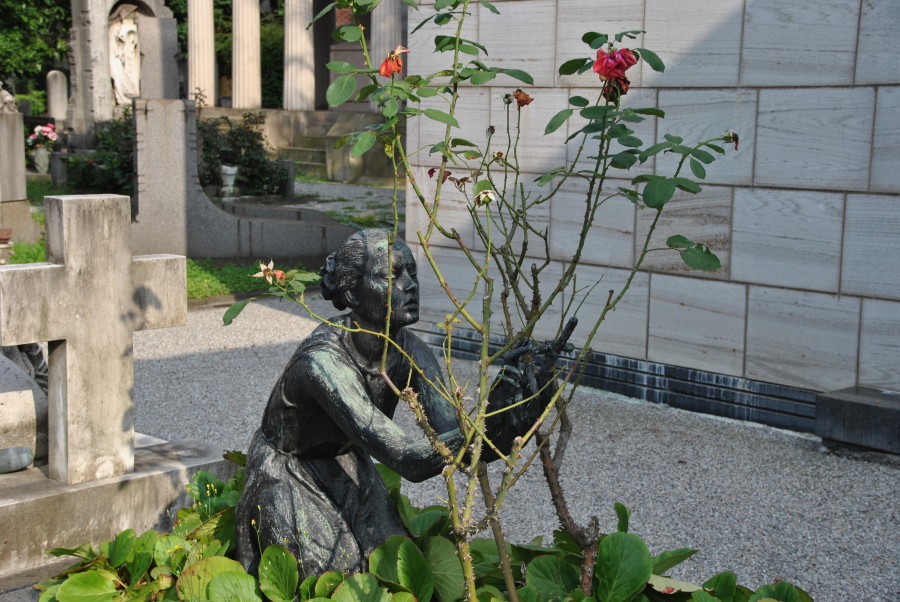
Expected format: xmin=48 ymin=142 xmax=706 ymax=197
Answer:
xmin=352 ymin=239 xmax=419 ymax=328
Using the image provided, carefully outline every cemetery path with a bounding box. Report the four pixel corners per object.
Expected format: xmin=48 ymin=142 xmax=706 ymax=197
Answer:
xmin=127 ymin=295 xmax=900 ymax=601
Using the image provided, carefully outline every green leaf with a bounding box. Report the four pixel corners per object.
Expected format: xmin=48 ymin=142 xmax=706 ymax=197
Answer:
xmin=690 ymin=158 xmax=707 ymax=179
xmin=374 ymin=463 xmax=401 ymax=492
xmin=334 ymin=25 xmax=362 ymax=42
xmin=635 ymin=47 xmax=665 ymax=72
xmin=209 ymin=571 xmax=263 ymax=602
xmin=651 ymin=547 xmax=698 ymax=574
xmin=382 ymin=97 xmax=399 ymax=118
xmin=516 ymin=585 xmax=543 ymax=602
xmin=546 ymin=108 xmax=574 ymax=134
xmin=664 ymin=133 xmax=683 ymax=144
xmin=351 ymin=132 xmax=378 ymax=158
xmin=55 ymin=571 xmax=118 ymax=602
xmin=642 ymin=178 xmax=676 ymax=209
xmin=408 ymin=508 xmax=449 ymax=537
xmin=48 ymin=543 xmax=97 ymax=561
xmin=315 ymin=571 xmax=347 ymax=598
xmin=692 ymin=592 xmax=722 ymax=602
xmin=633 ymin=107 xmax=665 ymax=117
xmin=680 ymin=245 xmax=721 ymax=271
xmin=581 ymin=105 xmax=613 ymax=120
xmin=615 ymin=29 xmax=645 ymax=42
xmin=470 ymin=70 xmax=496 ymax=85
xmin=702 ymin=572 xmax=737 ymax=602
xmin=559 ymin=57 xmax=591 ymax=75
xmin=326 ymin=74 xmax=358 ymax=107
xmin=666 ymin=235 xmax=694 ymax=249
xmin=424 ymin=108 xmax=460 ymax=127
xmin=749 ymin=583 xmax=801 ymax=602
xmin=476 ymin=585 xmax=504 ymax=602
xmin=639 ymin=142 xmax=671 ymax=163
xmin=691 ymin=149 xmax=716 ymax=164
xmin=331 ymin=573 xmax=392 ymax=602
xmin=424 ymin=536 xmax=465 ymax=602
xmin=618 ymin=135 xmax=643 ymax=148
xmin=610 ymin=152 xmax=638 ymax=170
xmin=478 ymin=0 xmax=500 ymax=15
xmin=299 ymin=575 xmax=319 ymax=600
xmin=398 ymin=539 xmax=434 ymax=602
xmin=671 ymin=144 xmax=693 ymax=155
xmin=497 ymin=68 xmax=534 ymax=84
xmin=535 ymin=165 xmax=566 ymax=186
xmin=674 ymin=177 xmax=702 ymax=193
xmin=176 ymin=556 xmax=245 ymax=601
xmin=327 ymin=60 xmax=358 ymax=74
xmin=107 ymin=529 xmax=136 ymax=568
xmin=525 ymin=555 xmax=580 ymax=601
xmin=647 ymin=574 xmax=705 ymax=595
xmin=614 ymin=503 xmax=631 ymax=533
xmin=705 ymin=142 xmax=726 ymax=154
xmin=595 ymin=532 xmax=652 ymax=602
xmin=259 ymin=545 xmax=299 ymax=602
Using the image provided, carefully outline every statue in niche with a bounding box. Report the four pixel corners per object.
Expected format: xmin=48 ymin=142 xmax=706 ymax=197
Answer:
xmin=109 ymin=5 xmax=141 ymax=106
xmin=236 ymin=229 xmax=568 ymax=577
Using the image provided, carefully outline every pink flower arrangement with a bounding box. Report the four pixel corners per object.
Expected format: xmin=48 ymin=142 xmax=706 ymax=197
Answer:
xmin=26 ymin=123 xmax=59 ymax=150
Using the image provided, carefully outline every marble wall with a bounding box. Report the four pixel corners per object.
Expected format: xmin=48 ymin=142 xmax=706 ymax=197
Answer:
xmin=405 ymin=0 xmax=900 ymax=393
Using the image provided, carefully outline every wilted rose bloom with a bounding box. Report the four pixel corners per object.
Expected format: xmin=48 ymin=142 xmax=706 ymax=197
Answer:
xmin=723 ymin=130 xmax=740 ymax=151
xmin=512 ymin=89 xmax=533 ymax=109
xmin=602 ymin=76 xmax=630 ymax=102
xmin=593 ymin=47 xmax=637 ymax=81
xmin=379 ymin=45 xmax=409 ymax=77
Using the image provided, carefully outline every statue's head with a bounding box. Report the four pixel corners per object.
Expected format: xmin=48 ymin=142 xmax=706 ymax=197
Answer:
xmin=320 ymin=230 xmax=419 ymax=328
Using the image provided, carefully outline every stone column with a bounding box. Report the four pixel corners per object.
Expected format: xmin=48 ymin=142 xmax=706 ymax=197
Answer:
xmin=187 ymin=0 xmax=216 ymax=106
xmin=369 ymin=0 xmax=404 ymax=111
xmin=283 ymin=0 xmax=315 ymax=110
xmin=46 ymin=71 xmax=68 ymax=124
xmin=232 ymin=0 xmax=262 ymax=109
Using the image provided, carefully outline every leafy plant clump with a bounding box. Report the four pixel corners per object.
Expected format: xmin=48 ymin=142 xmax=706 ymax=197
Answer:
xmin=188 ymin=259 xmax=318 ymax=300
xmin=67 ymin=109 xmax=137 ymax=197
xmin=197 ymin=112 xmax=289 ymax=196
xmin=9 ymin=240 xmax=46 ymax=264
xmin=36 ymin=463 xmax=812 ymax=602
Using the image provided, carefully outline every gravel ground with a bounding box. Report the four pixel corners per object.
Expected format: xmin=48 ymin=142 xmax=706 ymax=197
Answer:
xmin=130 ymin=294 xmax=899 ymax=602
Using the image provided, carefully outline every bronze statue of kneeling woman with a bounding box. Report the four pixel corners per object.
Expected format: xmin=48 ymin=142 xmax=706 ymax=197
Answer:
xmin=236 ymin=229 xmax=558 ymax=577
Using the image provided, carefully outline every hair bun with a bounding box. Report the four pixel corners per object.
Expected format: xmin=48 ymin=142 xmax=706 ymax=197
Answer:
xmin=319 ymin=252 xmax=347 ymax=310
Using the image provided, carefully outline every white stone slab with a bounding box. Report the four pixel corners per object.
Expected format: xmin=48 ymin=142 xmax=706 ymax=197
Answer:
xmin=856 ymin=2 xmax=900 ymax=85
xmin=656 ymin=89 xmax=756 ymax=186
xmin=414 ymin=87 xmax=491 ymax=164
xmin=554 ymin=0 xmax=644 ymax=89
xmin=566 ymin=264 xmax=649 ymax=359
xmin=414 ymin=245 xmax=484 ymax=328
xmin=745 ymin=286 xmax=860 ymax=391
xmin=469 ymin=173 xmax=551 ymax=261
xmin=634 ymin=185 xmax=732 ymax=279
xmin=859 ymin=299 xmax=900 ymax=390
xmin=731 ymin=188 xmax=843 ymax=292
xmin=569 ymin=87 xmax=658 ymax=178
xmin=648 ymin=274 xmax=746 ymax=376
xmin=841 ymin=194 xmax=900 ymax=300
xmin=741 ymin=0 xmax=858 ymax=86
xmin=493 ymin=87 xmax=569 ymax=175
xmin=642 ymin=0 xmax=743 ymax=87
xmin=549 ymin=176 xmax=635 ymax=269
xmin=871 ymin=87 xmax=900 ymax=193
xmin=478 ymin=0 xmax=558 ymax=87
xmin=754 ymin=88 xmax=874 ymax=191
xmin=405 ymin=165 xmax=478 ymax=250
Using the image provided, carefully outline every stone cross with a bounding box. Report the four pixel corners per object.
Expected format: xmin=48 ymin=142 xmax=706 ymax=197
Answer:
xmin=0 ymin=195 xmax=186 ymax=485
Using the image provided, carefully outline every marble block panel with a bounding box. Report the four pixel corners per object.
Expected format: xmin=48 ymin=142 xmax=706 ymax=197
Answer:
xmin=469 ymin=174 xmax=551 ymax=261
xmin=634 ymin=185 xmax=732 ymax=279
xmin=488 ymin=258 xmax=565 ymax=343
xmin=870 ymin=87 xmax=900 ymax=193
xmin=549 ymin=176 xmax=635 ymax=269
xmin=754 ymin=88 xmax=875 ymax=191
xmin=642 ymin=0 xmax=743 ymax=87
xmin=656 ymin=89 xmax=756 ymax=186
xmin=566 ymin=264 xmax=649 ymax=359
xmin=407 ymin=1 xmax=480 ymax=86
xmin=841 ymin=194 xmax=900 ymax=300
xmin=648 ymin=274 xmax=746 ymax=376
xmin=569 ymin=87 xmax=658 ymax=178
xmin=491 ymin=87 xmax=569 ymax=175
xmin=414 ymin=245 xmax=485 ymax=327
xmin=554 ymin=0 xmax=645 ymax=89
xmin=413 ymin=87 xmax=492 ymax=164
xmin=859 ymin=299 xmax=900 ymax=390
xmin=856 ymin=2 xmax=900 ymax=85
xmin=745 ymin=287 xmax=860 ymax=391
xmin=731 ymin=188 xmax=843 ymax=292
xmin=405 ymin=165 xmax=478 ymax=250
xmin=477 ymin=0 xmax=558 ymax=88
xmin=741 ymin=0 xmax=858 ymax=86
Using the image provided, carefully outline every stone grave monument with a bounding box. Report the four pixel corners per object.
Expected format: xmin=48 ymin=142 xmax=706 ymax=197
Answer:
xmin=0 ymin=103 xmax=41 ymax=245
xmin=0 ymin=194 xmax=234 ymax=579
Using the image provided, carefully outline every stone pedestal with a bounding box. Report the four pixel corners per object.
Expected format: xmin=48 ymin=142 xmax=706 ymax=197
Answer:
xmin=283 ymin=0 xmax=315 ymax=110
xmin=187 ymin=0 xmax=216 ymax=105
xmin=46 ymin=71 xmax=68 ymax=125
xmin=232 ymin=0 xmax=261 ymax=109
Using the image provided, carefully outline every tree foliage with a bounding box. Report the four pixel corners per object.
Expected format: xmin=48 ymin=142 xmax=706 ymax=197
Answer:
xmin=0 ymin=0 xmax=70 ymax=82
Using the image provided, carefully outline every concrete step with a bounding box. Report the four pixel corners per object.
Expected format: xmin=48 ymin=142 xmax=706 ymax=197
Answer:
xmin=291 ymin=134 xmax=328 ymax=149
xmin=279 ymin=147 xmax=327 ymax=164
xmin=295 ymin=162 xmax=329 ymax=179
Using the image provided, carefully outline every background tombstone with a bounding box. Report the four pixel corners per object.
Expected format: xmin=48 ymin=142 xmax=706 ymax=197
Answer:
xmin=46 ymin=70 xmax=68 ymax=126
xmin=0 ymin=195 xmax=186 ymax=484
xmin=138 ymin=17 xmax=180 ymax=100
xmin=0 ymin=109 xmax=40 ymax=244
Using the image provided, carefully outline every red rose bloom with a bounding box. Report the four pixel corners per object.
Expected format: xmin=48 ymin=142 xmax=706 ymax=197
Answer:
xmin=379 ymin=45 xmax=409 ymax=77
xmin=593 ymin=47 xmax=637 ymax=81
